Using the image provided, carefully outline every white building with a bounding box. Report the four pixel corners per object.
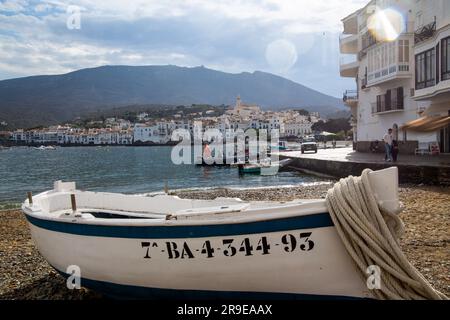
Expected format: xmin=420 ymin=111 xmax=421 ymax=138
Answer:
xmin=340 ymin=0 xmax=450 ymax=153
xmin=408 ymin=0 xmax=450 ymax=153
xmin=283 ymin=121 xmax=313 ymax=137
xmin=133 ymin=124 xmax=170 ymax=144
xmin=226 ymin=96 xmax=261 ymax=118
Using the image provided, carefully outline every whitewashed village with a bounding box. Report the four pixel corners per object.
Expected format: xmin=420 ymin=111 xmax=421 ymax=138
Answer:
xmin=8 ymin=96 xmax=320 ymax=146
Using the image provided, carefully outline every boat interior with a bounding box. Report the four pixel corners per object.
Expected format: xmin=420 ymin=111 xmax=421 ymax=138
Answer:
xmin=23 ymin=181 xmax=326 ymax=222
xmin=23 ymin=168 xmax=400 ymax=222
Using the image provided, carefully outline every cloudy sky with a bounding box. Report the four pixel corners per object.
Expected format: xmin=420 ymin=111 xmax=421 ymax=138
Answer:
xmin=0 ymin=0 xmax=367 ymax=97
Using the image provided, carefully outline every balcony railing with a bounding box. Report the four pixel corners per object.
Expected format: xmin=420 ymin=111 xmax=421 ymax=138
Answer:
xmin=340 ymin=54 xmax=358 ymax=66
xmin=414 ymin=20 xmax=436 ymax=44
xmin=340 ymin=33 xmax=358 ymax=54
xmin=343 ymin=90 xmax=358 ymax=102
xmin=372 ymin=89 xmax=404 ymax=114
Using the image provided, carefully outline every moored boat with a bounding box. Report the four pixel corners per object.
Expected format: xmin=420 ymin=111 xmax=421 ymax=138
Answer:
xmin=34 ymin=145 xmax=57 ymax=150
xmin=238 ymin=158 xmax=293 ymax=175
xmin=22 ymin=168 xmax=401 ymax=299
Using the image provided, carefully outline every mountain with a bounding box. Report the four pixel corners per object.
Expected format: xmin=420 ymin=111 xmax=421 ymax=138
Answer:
xmin=0 ymin=65 xmax=345 ymax=129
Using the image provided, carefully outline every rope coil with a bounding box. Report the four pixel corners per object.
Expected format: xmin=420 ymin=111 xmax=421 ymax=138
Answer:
xmin=325 ymin=169 xmax=448 ymax=300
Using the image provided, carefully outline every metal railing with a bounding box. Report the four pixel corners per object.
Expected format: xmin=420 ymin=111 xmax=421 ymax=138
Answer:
xmin=414 ymin=19 xmax=436 ymax=44
xmin=340 ymin=55 xmax=358 ymax=66
xmin=343 ymin=90 xmax=358 ymax=102
xmin=373 ymin=92 xmax=404 ymax=114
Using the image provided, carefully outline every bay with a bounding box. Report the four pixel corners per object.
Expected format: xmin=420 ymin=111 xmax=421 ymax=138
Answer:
xmin=0 ymin=146 xmax=324 ymax=207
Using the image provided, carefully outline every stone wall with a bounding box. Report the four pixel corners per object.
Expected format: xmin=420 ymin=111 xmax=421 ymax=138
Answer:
xmin=356 ymin=141 xmax=418 ymax=154
xmin=282 ymin=155 xmax=450 ymax=185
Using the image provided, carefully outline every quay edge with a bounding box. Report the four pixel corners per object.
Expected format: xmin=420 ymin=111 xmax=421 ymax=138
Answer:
xmin=280 ymin=155 xmax=450 ymax=186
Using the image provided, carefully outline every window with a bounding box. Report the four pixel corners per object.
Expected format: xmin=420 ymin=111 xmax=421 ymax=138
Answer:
xmin=415 ymin=48 xmax=435 ymax=89
xmin=374 ymin=87 xmax=403 ymax=113
xmin=442 ymin=36 xmax=450 ymax=81
xmin=436 ymin=43 xmax=440 ymax=84
xmin=398 ymin=40 xmax=409 ymax=63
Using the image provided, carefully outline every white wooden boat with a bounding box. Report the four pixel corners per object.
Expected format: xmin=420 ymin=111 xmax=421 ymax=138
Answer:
xmin=238 ymin=158 xmax=293 ymax=175
xmin=34 ymin=145 xmax=56 ymax=150
xmin=22 ymin=168 xmax=401 ymax=299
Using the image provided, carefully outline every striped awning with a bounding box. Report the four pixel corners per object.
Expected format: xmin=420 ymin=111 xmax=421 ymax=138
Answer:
xmin=401 ymin=116 xmax=450 ymax=132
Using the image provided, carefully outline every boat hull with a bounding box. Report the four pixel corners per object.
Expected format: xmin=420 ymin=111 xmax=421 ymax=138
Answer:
xmin=25 ymin=212 xmax=372 ymax=299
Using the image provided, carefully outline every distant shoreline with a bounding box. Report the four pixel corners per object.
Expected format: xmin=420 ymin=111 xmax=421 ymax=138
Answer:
xmin=1 ymin=142 xmax=178 ymax=147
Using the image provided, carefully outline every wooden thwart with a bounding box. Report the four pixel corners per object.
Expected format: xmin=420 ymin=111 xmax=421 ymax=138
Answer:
xmin=71 ymin=194 xmax=77 ymax=212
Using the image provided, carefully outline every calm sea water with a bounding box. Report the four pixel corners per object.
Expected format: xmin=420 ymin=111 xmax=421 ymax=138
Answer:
xmin=0 ymin=146 xmax=324 ymax=207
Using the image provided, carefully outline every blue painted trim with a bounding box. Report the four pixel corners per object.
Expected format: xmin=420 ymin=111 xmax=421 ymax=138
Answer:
xmin=25 ymin=212 xmax=333 ymax=239
xmin=54 ymin=268 xmax=362 ymax=300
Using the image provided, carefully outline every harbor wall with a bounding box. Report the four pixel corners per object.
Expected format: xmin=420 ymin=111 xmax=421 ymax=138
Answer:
xmin=355 ymin=141 xmax=419 ymax=155
xmin=282 ymin=155 xmax=450 ymax=185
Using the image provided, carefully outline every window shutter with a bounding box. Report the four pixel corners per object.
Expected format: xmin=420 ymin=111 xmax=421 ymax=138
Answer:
xmin=397 ymin=87 xmax=404 ymax=108
xmin=385 ymin=90 xmax=392 ymax=110
xmin=436 ymin=43 xmax=440 ymax=84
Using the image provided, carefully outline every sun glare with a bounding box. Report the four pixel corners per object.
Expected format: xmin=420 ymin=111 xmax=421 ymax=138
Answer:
xmin=367 ymin=7 xmax=405 ymax=42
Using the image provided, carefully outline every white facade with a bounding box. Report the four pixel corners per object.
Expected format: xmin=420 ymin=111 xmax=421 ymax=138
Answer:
xmin=133 ymin=124 xmax=170 ymax=144
xmin=340 ymin=0 xmax=449 ymax=151
xmin=412 ymin=0 xmax=450 ymax=152
xmin=284 ymin=121 xmax=313 ymax=137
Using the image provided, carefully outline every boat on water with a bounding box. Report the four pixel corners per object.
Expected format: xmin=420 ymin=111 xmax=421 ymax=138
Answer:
xmin=34 ymin=145 xmax=57 ymax=150
xmin=237 ymin=158 xmax=293 ymax=175
xmin=22 ymin=167 xmax=400 ymax=299
xmin=271 ymin=141 xmax=288 ymax=151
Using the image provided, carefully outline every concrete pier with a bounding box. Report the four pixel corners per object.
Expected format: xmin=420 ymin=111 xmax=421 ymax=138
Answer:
xmin=280 ymin=147 xmax=450 ymax=185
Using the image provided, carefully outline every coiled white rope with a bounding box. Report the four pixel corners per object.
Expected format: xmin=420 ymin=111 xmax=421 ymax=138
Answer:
xmin=325 ymin=169 xmax=448 ymax=300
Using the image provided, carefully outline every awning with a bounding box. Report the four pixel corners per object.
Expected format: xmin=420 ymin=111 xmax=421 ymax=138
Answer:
xmin=401 ymin=116 xmax=450 ymax=132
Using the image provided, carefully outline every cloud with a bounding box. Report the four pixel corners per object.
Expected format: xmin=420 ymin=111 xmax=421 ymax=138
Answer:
xmin=0 ymin=0 xmax=28 ymax=13
xmin=0 ymin=0 xmax=365 ymax=97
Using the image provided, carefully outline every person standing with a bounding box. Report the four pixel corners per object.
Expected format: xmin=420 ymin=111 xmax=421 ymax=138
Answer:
xmin=392 ymin=139 xmax=399 ymax=162
xmin=383 ymin=128 xmax=393 ymax=162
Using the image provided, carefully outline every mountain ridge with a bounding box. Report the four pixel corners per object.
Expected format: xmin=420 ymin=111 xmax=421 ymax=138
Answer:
xmin=0 ymin=65 xmax=345 ymax=129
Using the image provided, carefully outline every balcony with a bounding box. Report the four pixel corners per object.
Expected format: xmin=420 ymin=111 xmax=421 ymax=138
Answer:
xmin=340 ymin=55 xmax=359 ymax=78
xmin=365 ymin=37 xmax=413 ymax=87
xmin=372 ymin=88 xmax=405 ymax=114
xmin=414 ymin=20 xmax=436 ymax=45
xmin=367 ymin=63 xmax=411 ymax=86
xmin=339 ymin=34 xmax=358 ymax=54
xmin=343 ymin=90 xmax=358 ymax=108
xmin=342 ymin=11 xmax=358 ymax=35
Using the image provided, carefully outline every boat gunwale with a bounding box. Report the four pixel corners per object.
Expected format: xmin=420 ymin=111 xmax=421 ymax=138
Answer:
xmin=21 ymin=190 xmax=329 ymax=228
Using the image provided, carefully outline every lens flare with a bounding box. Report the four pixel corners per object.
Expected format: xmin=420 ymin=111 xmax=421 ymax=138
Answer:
xmin=367 ymin=7 xmax=405 ymax=42
xmin=265 ymin=39 xmax=298 ymax=72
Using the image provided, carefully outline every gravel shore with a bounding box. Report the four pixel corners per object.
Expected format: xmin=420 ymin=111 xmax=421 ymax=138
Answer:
xmin=0 ymin=184 xmax=448 ymax=299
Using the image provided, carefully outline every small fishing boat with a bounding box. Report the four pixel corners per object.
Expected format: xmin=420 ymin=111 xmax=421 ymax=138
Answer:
xmin=238 ymin=158 xmax=293 ymax=175
xmin=271 ymin=141 xmax=288 ymax=151
xmin=22 ymin=168 xmax=401 ymax=299
xmin=34 ymin=145 xmax=57 ymax=150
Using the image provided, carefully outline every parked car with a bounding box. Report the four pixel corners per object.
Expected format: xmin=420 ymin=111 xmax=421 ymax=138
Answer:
xmin=301 ymin=137 xmax=318 ymax=154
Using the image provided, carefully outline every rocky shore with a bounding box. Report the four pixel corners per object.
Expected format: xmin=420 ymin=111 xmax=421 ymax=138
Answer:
xmin=0 ymin=184 xmax=448 ymax=299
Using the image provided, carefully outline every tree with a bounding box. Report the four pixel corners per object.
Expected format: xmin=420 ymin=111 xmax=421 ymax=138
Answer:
xmin=312 ymin=118 xmax=351 ymax=134
xmin=295 ymin=109 xmax=310 ymax=116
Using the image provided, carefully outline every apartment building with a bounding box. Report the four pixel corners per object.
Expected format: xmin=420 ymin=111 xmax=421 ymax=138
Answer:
xmin=340 ymin=0 xmax=450 ymax=153
xmin=407 ymin=0 xmax=450 ymax=153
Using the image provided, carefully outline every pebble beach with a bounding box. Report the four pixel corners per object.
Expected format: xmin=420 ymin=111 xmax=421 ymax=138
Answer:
xmin=0 ymin=183 xmax=448 ymax=299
